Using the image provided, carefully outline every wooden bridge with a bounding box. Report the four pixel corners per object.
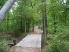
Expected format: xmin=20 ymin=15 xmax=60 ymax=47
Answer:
xmin=8 ymin=34 xmax=42 ymax=52
xmin=8 ymin=26 xmax=42 ymax=52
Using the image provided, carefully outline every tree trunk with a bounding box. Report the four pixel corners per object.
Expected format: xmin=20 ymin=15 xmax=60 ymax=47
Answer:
xmin=31 ymin=2 xmax=34 ymax=32
xmin=21 ymin=19 xmax=22 ymax=31
xmin=32 ymin=22 xmax=34 ymax=31
xmin=42 ymin=0 xmax=47 ymax=39
xmin=25 ymin=21 xmax=26 ymax=33
xmin=0 ymin=0 xmax=16 ymax=24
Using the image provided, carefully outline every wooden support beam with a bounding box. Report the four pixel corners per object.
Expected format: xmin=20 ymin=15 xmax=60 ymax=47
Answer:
xmin=8 ymin=40 xmax=16 ymax=47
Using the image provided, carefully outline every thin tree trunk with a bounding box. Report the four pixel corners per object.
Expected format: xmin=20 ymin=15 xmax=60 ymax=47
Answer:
xmin=24 ymin=1 xmax=27 ymax=33
xmin=0 ymin=0 xmax=16 ymax=24
xmin=25 ymin=21 xmax=26 ymax=33
xmin=42 ymin=0 xmax=47 ymax=39
xmin=31 ymin=2 xmax=34 ymax=31
xmin=32 ymin=22 xmax=34 ymax=31
xmin=21 ymin=19 xmax=22 ymax=31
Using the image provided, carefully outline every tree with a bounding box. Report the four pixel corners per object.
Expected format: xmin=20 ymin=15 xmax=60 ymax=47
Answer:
xmin=0 ymin=0 xmax=16 ymax=24
xmin=42 ymin=0 xmax=47 ymax=39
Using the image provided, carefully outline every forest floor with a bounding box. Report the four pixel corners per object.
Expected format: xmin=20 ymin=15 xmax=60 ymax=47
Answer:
xmin=28 ymin=26 xmax=43 ymax=34
xmin=7 ymin=26 xmax=46 ymax=52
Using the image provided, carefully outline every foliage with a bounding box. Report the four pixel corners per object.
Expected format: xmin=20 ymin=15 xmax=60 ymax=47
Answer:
xmin=44 ymin=40 xmax=69 ymax=52
xmin=0 ymin=0 xmax=7 ymax=9
xmin=45 ymin=31 xmax=69 ymax=52
xmin=0 ymin=40 xmax=8 ymax=52
xmin=0 ymin=0 xmax=69 ymax=52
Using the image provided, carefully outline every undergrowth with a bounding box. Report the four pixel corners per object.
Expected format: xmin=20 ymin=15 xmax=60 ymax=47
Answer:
xmin=0 ymin=40 xmax=8 ymax=52
xmin=44 ymin=26 xmax=69 ymax=52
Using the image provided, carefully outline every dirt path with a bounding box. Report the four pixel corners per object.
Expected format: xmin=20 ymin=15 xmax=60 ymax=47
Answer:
xmin=8 ymin=26 xmax=43 ymax=52
xmin=29 ymin=26 xmax=43 ymax=34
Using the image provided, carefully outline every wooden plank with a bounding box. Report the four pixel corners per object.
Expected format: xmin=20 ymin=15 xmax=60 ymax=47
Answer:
xmin=16 ymin=34 xmax=41 ymax=48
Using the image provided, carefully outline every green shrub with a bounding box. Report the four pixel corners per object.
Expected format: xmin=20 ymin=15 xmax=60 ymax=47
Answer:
xmin=46 ymin=34 xmax=54 ymax=40
xmin=44 ymin=40 xmax=69 ymax=52
xmin=0 ymin=40 xmax=8 ymax=52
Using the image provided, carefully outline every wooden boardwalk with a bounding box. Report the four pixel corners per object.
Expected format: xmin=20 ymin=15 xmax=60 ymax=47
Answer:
xmin=8 ymin=34 xmax=42 ymax=52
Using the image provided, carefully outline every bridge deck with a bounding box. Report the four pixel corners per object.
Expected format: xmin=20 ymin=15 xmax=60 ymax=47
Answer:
xmin=16 ymin=34 xmax=41 ymax=48
xmin=8 ymin=34 xmax=42 ymax=52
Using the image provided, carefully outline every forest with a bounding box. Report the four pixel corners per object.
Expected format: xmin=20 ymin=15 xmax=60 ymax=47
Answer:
xmin=0 ymin=0 xmax=69 ymax=52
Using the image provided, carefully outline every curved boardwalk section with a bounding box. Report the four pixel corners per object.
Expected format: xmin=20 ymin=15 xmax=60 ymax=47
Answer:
xmin=8 ymin=34 xmax=42 ymax=52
